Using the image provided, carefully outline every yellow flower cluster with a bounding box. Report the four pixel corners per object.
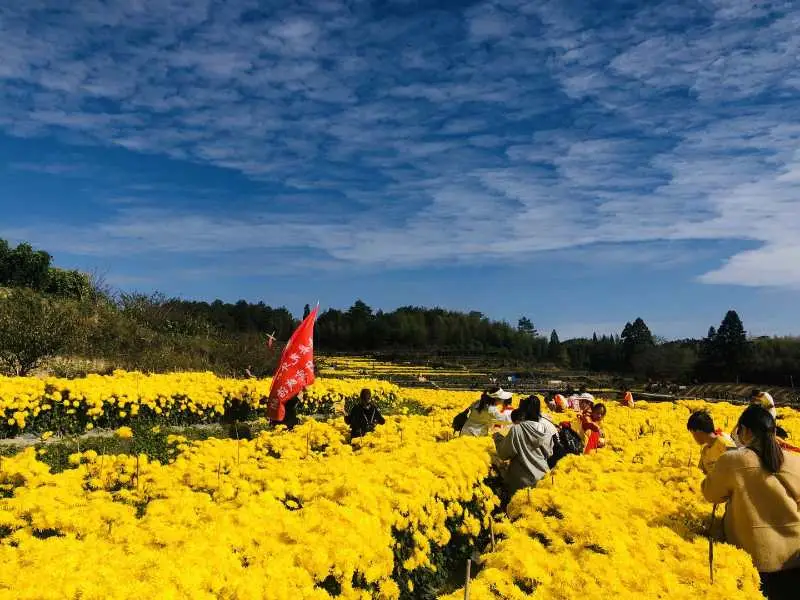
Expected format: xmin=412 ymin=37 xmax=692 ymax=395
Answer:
xmin=0 ymin=414 xmax=497 ymax=599
xmin=441 ymin=401 xmax=800 ymax=600
xmin=0 ymin=372 xmax=402 ymax=435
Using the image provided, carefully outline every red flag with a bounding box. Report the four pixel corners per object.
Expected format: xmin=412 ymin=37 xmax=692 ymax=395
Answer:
xmin=267 ymin=306 xmax=318 ymax=422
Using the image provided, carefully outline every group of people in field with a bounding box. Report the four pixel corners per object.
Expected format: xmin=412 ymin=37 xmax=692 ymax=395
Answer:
xmin=270 ymin=377 xmax=800 ymax=598
xmin=272 ymin=387 xmax=386 ymax=440
xmin=455 ymin=386 xmax=611 ymax=495
xmin=455 ymin=385 xmax=800 ymax=599
xmin=687 ymin=389 xmax=800 ymax=599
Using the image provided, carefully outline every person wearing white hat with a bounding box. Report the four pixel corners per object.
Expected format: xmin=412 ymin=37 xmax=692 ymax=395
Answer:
xmin=461 ymin=386 xmax=513 ymax=437
xmin=751 ymin=389 xmax=777 ymax=419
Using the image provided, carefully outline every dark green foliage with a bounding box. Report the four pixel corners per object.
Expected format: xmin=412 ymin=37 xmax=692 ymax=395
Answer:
xmin=517 ymin=316 xmax=537 ymax=336
xmin=0 ymin=239 xmax=90 ymax=300
xmin=696 ymin=310 xmax=752 ymax=381
xmin=1 ymin=237 xmax=799 ymax=387
xmin=44 ymin=268 xmax=93 ymax=300
xmin=548 ymin=330 xmax=568 ymax=366
xmin=0 ymin=289 xmax=82 ymax=375
xmin=621 ymin=317 xmax=655 ymax=370
xmin=315 ymin=303 xmax=548 ymax=360
xmin=8 ymin=422 xmax=233 ymax=475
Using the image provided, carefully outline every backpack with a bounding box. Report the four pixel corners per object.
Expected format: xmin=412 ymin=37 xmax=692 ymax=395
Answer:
xmin=452 ymin=407 xmax=470 ymax=433
xmin=548 ymin=425 xmax=584 ymax=468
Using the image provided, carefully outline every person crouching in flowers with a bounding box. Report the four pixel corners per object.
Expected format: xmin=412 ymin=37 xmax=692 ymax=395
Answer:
xmin=621 ymin=390 xmax=634 ymax=408
xmin=546 ymin=391 xmax=568 ymax=412
xmin=702 ymin=405 xmax=800 ymax=600
xmin=493 ymin=395 xmax=558 ymax=496
xmin=686 ymin=409 xmax=736 ymax=474
xmin=461 ymin=387 xmax=512 ymax=437
xmin=271 ymin=390 xmax=302 ymax=431
xmin=579 ymin=402 xmax=607 ymax=453
xmin=345 ymin=388 xmax=385 ymax=439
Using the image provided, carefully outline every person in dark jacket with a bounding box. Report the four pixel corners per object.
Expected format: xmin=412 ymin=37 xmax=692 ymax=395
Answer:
xmin=282 ymin=394 xmax=300 ymax=430
xmin=271 ymin=390 xmax=302 ymax=430
xmin=345 ymin=388 xmax=385 ymax=438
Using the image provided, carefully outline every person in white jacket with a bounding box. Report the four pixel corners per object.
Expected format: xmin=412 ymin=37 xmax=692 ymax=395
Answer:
xmin=461 ymin=387 xmax=512 ymax=437
xmin=493 ymin=395 xmax=558 ymax=496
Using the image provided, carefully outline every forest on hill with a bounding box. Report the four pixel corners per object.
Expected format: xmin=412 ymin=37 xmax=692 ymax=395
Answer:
xmin=0 ymin=237 xmax=798 ymax=387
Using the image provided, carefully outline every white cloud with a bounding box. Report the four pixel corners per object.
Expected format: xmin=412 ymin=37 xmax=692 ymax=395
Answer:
xmin=0 ymin=0 xmax=798 ymax=290
xmin=698 ymin=244 xmax=800 ymax=289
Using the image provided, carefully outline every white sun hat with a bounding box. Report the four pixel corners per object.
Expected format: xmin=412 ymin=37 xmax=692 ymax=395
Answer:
xmin=486 ymin=388 xmax=513 ymax=401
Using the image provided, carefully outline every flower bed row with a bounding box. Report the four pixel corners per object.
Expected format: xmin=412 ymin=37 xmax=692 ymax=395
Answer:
xmin=0 ymin=415 xmax=497 ymax=599
xmin=0 ymin=372 xmax=403 ymax=437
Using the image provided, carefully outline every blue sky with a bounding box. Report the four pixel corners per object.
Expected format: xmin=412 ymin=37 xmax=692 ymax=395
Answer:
xmin=1 ymin=0 xmax=799 ymax=340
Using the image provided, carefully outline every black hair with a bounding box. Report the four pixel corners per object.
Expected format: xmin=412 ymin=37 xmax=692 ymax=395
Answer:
xmin=519 ymin=395 xmax=542 ymax=422
xmin=510 ymin=408 xmax=523 ymax=423
xmin=687 ymin=410 xmax=715 ymax=434
xmin=477 ymin=386 xmax=502 ymax=412
xmin=592 ymin=403 xmax=607 ymax=417
xmin=360 ymin=388 xmax=372 ymax=403
xmin=738 ymin=405 xmax=784 ymax=474
xmin=750 ymin=389 xmax=761 ymax=398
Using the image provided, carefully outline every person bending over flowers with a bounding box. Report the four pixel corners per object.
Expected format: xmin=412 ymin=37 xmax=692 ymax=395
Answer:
xmin=687 ymin=409 xmax=736 ymax=475
xmin=560 ymin=397 xmax=604 ymax=454
xmin=702 ymin=405 xmax=800 ymax=600
xmin=493 ymin=395 xmax=558 ymax=496
xmin=461 ymin=387 xmax=512 ymax=437
xmin=621 ymin=390 xmax=635 ymax=408
xmin=345 ymin=388 xmax=385 ymax=439
xmin=579 ymin=402 xmax=607 ymax=453
xmin=550 ymin=392 xmax=568 ymax=412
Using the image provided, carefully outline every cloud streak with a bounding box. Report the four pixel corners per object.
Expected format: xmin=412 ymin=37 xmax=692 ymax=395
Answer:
xmin=0 ymin=0 xmax=799 ymax=288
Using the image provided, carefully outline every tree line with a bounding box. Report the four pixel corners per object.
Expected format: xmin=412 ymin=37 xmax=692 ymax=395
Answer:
xmin=0 ymin=237 xmax=798 ymax=386
xmin=0 ymin=239 xmax=92 ymax=300
xmin=556 ymin=313 xmax=799 ymax=388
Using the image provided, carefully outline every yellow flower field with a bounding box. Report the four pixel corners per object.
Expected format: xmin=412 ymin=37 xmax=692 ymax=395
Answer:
xmin=1 ymin=368 xmax=798 ymax=599
xmin=442 ymin=401 xmax=800 ymax=600
xmin=0 ymin=414 xmax=496 ymax=600
xmin=0 ymin=372 xmax=404 ymax=436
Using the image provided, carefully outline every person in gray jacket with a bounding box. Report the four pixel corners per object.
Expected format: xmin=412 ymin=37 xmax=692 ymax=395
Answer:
xmin=493 ymin=395 xmax=558 ymax=496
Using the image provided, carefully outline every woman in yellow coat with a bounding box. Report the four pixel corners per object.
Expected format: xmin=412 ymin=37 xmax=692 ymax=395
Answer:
xmin=702 ymin=405 xmax=800 ymax=599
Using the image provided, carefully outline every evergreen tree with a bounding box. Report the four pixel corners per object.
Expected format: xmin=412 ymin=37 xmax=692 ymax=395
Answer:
xmin=548 ymin=330 xmax=567 ymax=365
xmin=716 ymin=310 xmax=750 ymax=380
xmin=517 ymin=316 xmax=537 ymax=336
xmin=302 ymin=304 xmax=311 ymax=320
xmin=696 ymin=312 xmax=751 ymax=381
xmin=620 ymin=317 xmax=655 ymax=371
